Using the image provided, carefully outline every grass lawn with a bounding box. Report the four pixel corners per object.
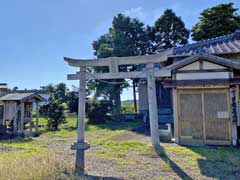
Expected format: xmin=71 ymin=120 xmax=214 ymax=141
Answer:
xmin=0 ymin=117 xmax=239 ymax=180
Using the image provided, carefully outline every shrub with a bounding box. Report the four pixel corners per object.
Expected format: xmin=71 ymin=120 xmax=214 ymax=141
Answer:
xmin=121 ymin=104 xmax=136 ymax=113
xmin=41 ymin=99 xmax=66 ymax=130
xmin=86 ymin=99 xmax=112 ymax=124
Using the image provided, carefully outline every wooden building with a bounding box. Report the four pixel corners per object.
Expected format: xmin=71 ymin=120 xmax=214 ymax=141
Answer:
xmin=0 ymin=93 xmax=45 ymax=135
xmin=138 ymin=29 xmax=240 ymax=145
xmin=163 ymin=54 xmax=240 ymax=146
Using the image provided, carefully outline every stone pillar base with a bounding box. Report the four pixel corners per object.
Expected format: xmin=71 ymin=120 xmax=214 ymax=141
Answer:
xmin=71 ymin=141 xmax=90 ymax=150
xmin=71 ymin=141 xmax=90 ymax=175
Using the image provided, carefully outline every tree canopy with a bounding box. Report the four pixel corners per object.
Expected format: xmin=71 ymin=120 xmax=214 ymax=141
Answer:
xmin=91 ymin=14 xmax=150 ymax=117
xmin=153 ymin=9 xmax=189 ymax=50
xmin=192 ymin=3 xmax=240 ymax=41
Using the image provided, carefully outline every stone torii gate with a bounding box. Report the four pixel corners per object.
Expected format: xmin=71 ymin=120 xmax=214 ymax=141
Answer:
xmin=64 ymin=50 xmax=172 ymax=174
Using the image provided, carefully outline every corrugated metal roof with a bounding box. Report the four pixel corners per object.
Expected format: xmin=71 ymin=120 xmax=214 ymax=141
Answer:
xmin=173 ymin=29 xmax=240 ymax=56
xmin=0 ymin=93 xmax=42 ymax=101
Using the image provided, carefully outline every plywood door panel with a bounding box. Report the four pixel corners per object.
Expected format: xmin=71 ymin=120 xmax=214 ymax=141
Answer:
xmin=5 ymin=102 xmax=17 ymax=120
xmin=179 ymin=92 xmax=204 ymax=145
xmin=203 ymin=91 xmax=231 ymax=145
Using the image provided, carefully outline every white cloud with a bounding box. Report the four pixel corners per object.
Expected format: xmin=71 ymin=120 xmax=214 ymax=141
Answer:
xmin=124 ymin=7 xmax=146 ymax=21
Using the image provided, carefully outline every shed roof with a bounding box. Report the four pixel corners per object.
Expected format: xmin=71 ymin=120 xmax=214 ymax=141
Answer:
xmin=0 ymin=83 xmax=7 ymax=89
xmin=173 ymin=29 xmax=240 ymax=56
xmin=0 ymin=93 xmax=46 ymax=102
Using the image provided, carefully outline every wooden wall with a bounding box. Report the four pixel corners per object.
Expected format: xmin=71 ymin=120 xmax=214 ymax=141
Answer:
xmin=4 ymin=101 xmax=17 ymax=120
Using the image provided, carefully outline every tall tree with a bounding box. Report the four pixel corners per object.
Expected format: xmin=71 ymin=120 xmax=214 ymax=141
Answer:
xmin=153 ymin=9 xmax=189 ymax=51
xmin=192 ymin=3 xmax=240 ymax=41
xmin=91 ymin=14 xmax=149 ymax=117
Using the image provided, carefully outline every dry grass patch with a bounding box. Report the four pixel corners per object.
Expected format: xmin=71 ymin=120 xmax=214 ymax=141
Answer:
xmin=0 ymin=152 xmax=59 ymax=180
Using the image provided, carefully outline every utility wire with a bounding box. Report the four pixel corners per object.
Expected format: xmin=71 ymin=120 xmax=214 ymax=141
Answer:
xmin=87 ymin=71 xmax=145 ymax=85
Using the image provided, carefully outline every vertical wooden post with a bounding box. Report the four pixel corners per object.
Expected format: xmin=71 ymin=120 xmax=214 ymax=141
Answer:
xmin=13 ymin=103 xmax=17 ymax=134
xmin=231 ymin=86 xmax=238 ymax=146
xmin=20 ymin=102 xmax=25 ymax=135
xmin=173 ymin=89 xmax=179 ymax=143
xmin=2 ymin=104 xmax=5 ymax=127
xmin=237 ymin=85 xmax=240 ymax=126
xmin=71 ymin=67 xmax=90 ymax=175
xmin=29 ymin=103 xmax=33 ymax=135
xmin=35 ymin=101 xmax=39 ymax=134
xmin=146 ymin=64 xmax=161 ymax=151
xmin=133 ymin=80 xmax=138 ymax=113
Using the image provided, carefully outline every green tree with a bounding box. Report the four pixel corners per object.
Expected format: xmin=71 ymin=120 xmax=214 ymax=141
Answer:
xmin=91 ymin=14 xmax=149 ymax=118
xmin=44 ymin=99 xmax=66 ymax=130
xmin=153 ymin=9 xmax=189 ymax=50
xmin=192 ymin=3 xmax=240 ymax=41
xmin=41 ymin=83 xmax=68 ymax=104
xmin=66 ymin=86 xmax=79 ymax=113
xmin=54 ymin=83 xmax=68 ymax=103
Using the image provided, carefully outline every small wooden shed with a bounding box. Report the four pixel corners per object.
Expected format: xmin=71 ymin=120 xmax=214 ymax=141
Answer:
xmin=0 ymin=93 xmax=45 ymax=135
xmin=164 ymin=53 xmax=240 ymax=146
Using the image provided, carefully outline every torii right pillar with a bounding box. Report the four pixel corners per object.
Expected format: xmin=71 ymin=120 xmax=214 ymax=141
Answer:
xmin=146 ymin=63 xmax=162 ymax=151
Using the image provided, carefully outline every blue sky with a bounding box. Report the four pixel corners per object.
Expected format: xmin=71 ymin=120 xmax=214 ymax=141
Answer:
xmin=0 ymin=0 xmax=239 ymax=100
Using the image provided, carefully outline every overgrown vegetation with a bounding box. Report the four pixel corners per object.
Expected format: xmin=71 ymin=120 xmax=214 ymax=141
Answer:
xmin=121 ymin=104 xmax=136 ymax=113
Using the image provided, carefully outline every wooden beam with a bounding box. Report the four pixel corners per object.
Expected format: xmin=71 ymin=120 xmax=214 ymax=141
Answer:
xmin=64 ymin=49 xmax=173 ymax=67
xmin=67 ymin=70 xmax=171 ymax=81
xmin=175 ymin=69 xmax=231 ymax=74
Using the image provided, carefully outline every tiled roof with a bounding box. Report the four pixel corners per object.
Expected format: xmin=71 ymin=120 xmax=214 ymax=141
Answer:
xmin=173 ymin=29 xmax=240 ymax=56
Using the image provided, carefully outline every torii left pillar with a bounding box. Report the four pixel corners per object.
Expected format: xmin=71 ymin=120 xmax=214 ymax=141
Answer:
xmin=71 ymin=66 xmax=90 ymax=175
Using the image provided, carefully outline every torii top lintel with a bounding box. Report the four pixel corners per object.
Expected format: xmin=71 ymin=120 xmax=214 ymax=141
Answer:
xmin=64 ymin=49 xmax=173 ymax=67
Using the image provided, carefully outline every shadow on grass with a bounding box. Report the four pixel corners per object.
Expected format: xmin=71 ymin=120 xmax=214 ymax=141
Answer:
xmin=0 ymin=136 xmax=33 ymax=144
xmin=80 ymin=175 xmax=123 ymax=180
xmin=157 ymin=147 xmax=194 ymax=180
xmin=186 ymin=146 xmax=240 ymax=179
xmin=85 ymin=120 xmax=143 ymax=132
